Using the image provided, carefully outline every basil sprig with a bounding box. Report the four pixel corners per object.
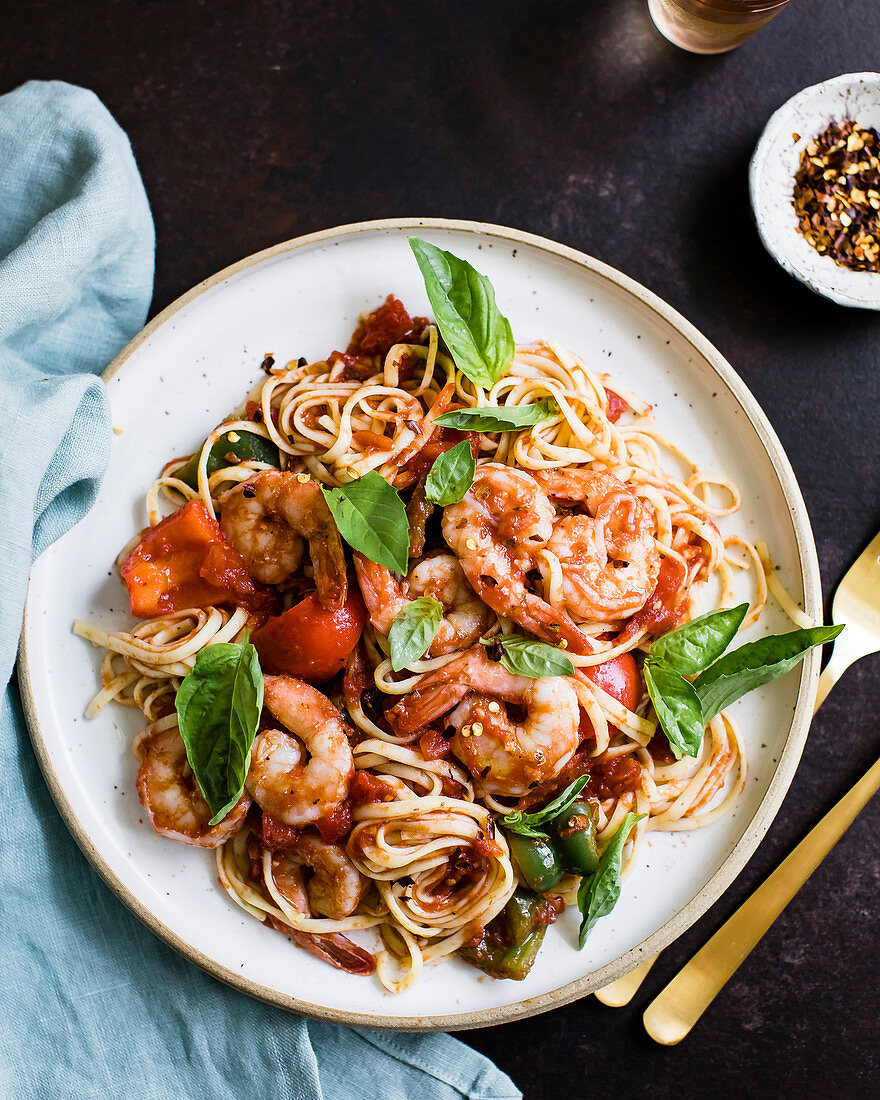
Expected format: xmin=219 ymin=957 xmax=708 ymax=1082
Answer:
xmin=175 ymin=637 xmax=264 ymax=825
xmin=643 ymin=605 xmax=842 ymax=761
xmin=424 ymin=440 xmax=476 ymax=506
xmin=648 ymin=603 xmax=748 ymax=676
xmin=409 ymin=237 xmax=515 ymax=389
xmin=643 ymin=662 xmax=705 ymax=759
xmin=694 ymin=624 xmax=843 ymax=722
xmin=577 ymin=811 xmax=645 ymax=947
xmin=434 ymin=399 xmax=558 ymax=433
xmin=321 ymin=471 xmax=409 ymax=573
xmin=388 ymin=596 xmax=443 ymax=671
xmin=500 ymin=776 xmax=590 ymax=838
xmin=482 ymin=633 xmax=575 ymax=679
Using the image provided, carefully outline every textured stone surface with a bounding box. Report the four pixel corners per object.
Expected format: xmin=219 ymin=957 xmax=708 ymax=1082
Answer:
xmin=6 ymin=0 xmax=880 ymax=1095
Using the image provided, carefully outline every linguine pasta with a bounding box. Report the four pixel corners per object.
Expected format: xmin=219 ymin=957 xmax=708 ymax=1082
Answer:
xmin=75 ymin=287 xmax=795 ymax=993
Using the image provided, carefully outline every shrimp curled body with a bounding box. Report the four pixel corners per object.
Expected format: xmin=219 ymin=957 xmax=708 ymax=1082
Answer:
xmin=536 ymin=468 xmax=660 ymax=623
xmin=442 ymin=464 xmax=590 ymax=653
xmin=386 ymin=646 xmax=580 ymax=796
xmin=246 ymin=675 xmax=354 ymax=827
xmin=354 ymin=552 xmax=491 ymax=657
xmin=219 ymin=470 xmax=347 ymax=608
xmin=136 ymin=726 xmax=250 ymax=847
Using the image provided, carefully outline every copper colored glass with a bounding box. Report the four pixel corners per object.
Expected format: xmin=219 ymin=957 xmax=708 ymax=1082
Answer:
xmin=647 ymin=0 xmax=792 ymax=54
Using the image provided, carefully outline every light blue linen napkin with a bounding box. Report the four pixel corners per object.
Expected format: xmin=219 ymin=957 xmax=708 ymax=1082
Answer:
xmin=0 ymin=80 xmax=521 ymax=1100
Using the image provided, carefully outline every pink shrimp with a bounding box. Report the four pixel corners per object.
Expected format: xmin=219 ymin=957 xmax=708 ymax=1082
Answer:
xmin=441 ymin=463 xmax=591 ymax=653
xmin=219 ymin=470 xmax=347 ymax=609
xmin=136 ymin=725 xmax=250 ymax=848
xmin=354 ymin=552 xmax=492 ymax=657
xmin=535 ymin=468 xmax=660 ymax=623
xmin=385 ymin=645 xmax=580 ymax=795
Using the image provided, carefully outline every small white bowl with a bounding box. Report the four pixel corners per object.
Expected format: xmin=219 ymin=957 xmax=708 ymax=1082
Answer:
xmin=750 ymin=71 xmax=880 ymax=310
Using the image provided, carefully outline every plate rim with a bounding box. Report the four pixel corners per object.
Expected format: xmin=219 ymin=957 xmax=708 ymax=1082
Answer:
xmin=18 ymin=216 xmax=822 ymax=1031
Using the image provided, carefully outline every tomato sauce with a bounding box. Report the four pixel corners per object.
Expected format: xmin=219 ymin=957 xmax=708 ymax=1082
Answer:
xmin=620 ymin=556 xmax=688 ymax=641
xmin=346 ymin=295 xmax=428 ymax=358
xmin=349 ymin=770 xmax=396 ymax=807
xmin=254 ymin=813 xmax=301 ymax=850
xmin=605 ymin=388 xmax=629 ymax=423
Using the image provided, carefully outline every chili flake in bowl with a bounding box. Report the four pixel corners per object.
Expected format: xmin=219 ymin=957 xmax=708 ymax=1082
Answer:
xmin=750 ymin=72 xmax=880 ymax=310
xmin=793 ymin=121 xmax=880 ymax=272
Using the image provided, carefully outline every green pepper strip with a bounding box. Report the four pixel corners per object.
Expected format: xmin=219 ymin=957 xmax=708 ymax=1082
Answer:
xmin=459 ymin=889 xmax=549 ymax=980
xmin=505 ymin=830 xmax=563 ymax=892
xmin=551 ymin=799 xmax=600 ymax=876
xmin=178 ymin=429 xmax=280 ymax=489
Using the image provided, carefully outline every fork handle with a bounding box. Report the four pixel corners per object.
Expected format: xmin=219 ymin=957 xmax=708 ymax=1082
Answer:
xmin=643 ymin=753 xmax=880 ymax=1044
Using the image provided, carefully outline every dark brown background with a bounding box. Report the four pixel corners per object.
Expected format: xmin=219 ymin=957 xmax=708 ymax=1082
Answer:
xmin=5 ymin=1 xmax=880 ymax=1096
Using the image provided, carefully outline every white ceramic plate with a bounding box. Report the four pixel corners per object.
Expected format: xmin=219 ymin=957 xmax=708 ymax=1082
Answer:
xmin=20 ymin=219 xmax=821 ymax=1030
xmin=750 ymin=71 xmax=880 ymax=309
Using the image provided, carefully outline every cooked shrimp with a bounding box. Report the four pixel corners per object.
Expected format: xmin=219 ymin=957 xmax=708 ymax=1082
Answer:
xmin=246 ymin=676 xmax=354 ymax=827
xmin=441 ymin=463 xmax=591 ymax=653
xmin=268 ymin=855 xmax=374 ymax=974
xmin=536 ymin=468 xmax=660 ymax=623
xmin=286 ymin=834 xmax=367 ymax=918
xmin=219 ymin=470 xmax=347 ymax=608
xmin=136 ymin=725 xmax=250 ymax=847
xmin=354 ymin=552 xmax=491 ymax=657
xmin=385 ymin=645 xmax=580 ymax=795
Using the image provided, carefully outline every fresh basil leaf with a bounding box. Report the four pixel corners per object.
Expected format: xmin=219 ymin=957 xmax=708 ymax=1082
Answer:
xmin=644 ymin=662 xmax=705 ymax=760
xmin=179 ymin=429 xmax=280 ymax=489
xmin=424 ymin=440 xmax=476 ymax=506
xmin=500 ymin=776 xmax=590 ymax=838
xmin=388 ymin=596 xmax=444 ymax=671
xmin=694 ymin=624 xmax=843 ymax=723
xmin=497 ymin=635 xmax=575 ymax=679
xmin=648 ymin=603 xmax=749 ymax=676
xmin=408 ymin=237 xmax=515 ymax=389
xmin=321 ymin=470 xmax=409 ymax=573
xmin=577 ymin=811 xmax=646 ymax=947
xmin=175 ymin=638 xmax=264 ymax=825
xmin=434 ymin=398 xmax=558 ymax=433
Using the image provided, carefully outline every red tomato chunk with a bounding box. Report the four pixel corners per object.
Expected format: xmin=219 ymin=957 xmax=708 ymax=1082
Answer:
xmin=119 ymin=501 xmax=274 ymax=619
xmin=251 ymin=591 xmax=368 ymax=685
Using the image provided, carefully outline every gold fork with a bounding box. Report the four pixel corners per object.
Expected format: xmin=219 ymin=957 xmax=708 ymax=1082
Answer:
xmin=594 ymin=529 xmax=880 ymax=1025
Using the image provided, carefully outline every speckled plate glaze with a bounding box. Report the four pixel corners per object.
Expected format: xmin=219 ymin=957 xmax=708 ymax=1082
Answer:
xmin=750 ymin=72 xmax=880 ymax=309
xmin=19 ymin=219 xmax=821 ymax=1030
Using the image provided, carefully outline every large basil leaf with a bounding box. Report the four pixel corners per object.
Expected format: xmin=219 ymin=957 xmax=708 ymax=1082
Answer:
xmin=321 ymin=471 xmax=409 ymax=574
xmin=424 ymin=439 xmax=476 ymax=506
xmin=175 ymin=638 xmax=264 ymax=824
xmin=694 ymin=624 xmax=843 ymax=722
xmin=500 ymin=776 xmax=590 ymax=838
xmin=649 ymin=603 xmax=749 ymax=676
xmin=388 ymin=596 xmax=444 ymax=671
xmin=496 ymin=634 xmax=575 ymax=679
xmin=644 ymin=661 xmax=705 ymax=760
xmin=577 ymin=811 xmax=646 ymax=947
xmin=408 ymin=237 xmax=515 ymax=389
xmin=434 ymin=398 xmax=558 ymax=433
xmin=179 ymin=429 xmax=280 ymax=489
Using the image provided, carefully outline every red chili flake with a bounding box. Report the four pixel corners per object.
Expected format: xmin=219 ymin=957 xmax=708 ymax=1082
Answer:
xmin=793 ymin=120 xmax=880 ymax=272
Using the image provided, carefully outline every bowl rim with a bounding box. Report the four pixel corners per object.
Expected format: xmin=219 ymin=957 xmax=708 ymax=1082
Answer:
xmin=18 ymin=216 xmax=823 ymax=1031
xmin=749 ymin=70 xmax=880 ymax=310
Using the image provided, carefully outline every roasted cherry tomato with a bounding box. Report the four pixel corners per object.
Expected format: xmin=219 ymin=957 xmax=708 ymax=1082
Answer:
xmin=251 ymin=591 xmax=367 ymax=684
xmin=119 ymin=501 xmax=274 ymax=619
xmin=581 ymin=652 xmax=642 ymax=713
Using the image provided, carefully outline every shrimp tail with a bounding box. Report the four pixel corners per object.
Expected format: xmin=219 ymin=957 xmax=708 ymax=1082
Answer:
xmin=266 ymin=917 xmax=376 ymax=975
